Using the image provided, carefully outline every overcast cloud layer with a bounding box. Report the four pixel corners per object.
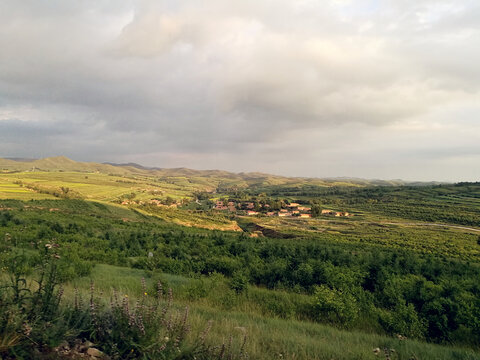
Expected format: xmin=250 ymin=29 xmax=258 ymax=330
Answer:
xmin=1 ymin=0 xmax=479 ymax=181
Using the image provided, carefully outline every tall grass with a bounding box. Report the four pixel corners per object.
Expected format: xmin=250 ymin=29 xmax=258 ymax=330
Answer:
xmin=66 ymin=264 xmax=480 ymax=360
xmin=0 ymin=245 xmax=246 ymax=359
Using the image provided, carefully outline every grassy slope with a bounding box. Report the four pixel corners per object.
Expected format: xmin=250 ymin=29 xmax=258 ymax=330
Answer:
xmin=67 ymin=264 xmax=480 ymax=360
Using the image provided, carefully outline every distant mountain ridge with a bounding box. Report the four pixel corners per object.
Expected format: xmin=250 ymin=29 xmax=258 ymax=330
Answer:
xmin=103 ymin=162 xmax=163 ymax=171
xmin=0 ymin=156 xmax=296 ymax=179
xmin=0 ymin=156 xmax=442 ymax=187
xmin=5 ymin=157 xmax=38 ymax=162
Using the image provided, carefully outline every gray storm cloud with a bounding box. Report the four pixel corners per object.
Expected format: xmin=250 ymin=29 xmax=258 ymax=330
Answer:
xmin=0 ymin=0 xmax=479 ymax=181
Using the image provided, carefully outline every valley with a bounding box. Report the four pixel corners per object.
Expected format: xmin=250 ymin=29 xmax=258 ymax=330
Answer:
xmin=1 ymin=157 xmax=479 ymax=359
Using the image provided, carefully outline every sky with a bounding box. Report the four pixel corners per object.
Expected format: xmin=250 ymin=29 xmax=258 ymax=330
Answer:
xmin=0 ymin=0 xmax=479 ymax=181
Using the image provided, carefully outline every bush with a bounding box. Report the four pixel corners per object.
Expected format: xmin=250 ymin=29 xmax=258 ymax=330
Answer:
xmin=312 ymin=285 xmax=359 ymax=327
xmin=0 ymin=243 xmax=70 ymax=358
xmin=378 ymin=301 xmax=427 ymax=339
xmin=230 ymin=271 xmax=249 ymax=294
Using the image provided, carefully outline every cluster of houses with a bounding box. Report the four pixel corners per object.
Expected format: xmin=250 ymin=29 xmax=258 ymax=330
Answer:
xmin=147 ymin=199 xmax=178 ymax=208
xmin=321 ymin=209 xmax=352 ymax=217
xmin=267 ymin=202 xmax=313 ymax=218
xmin=119 ymin=196 xmax=352 ymax=219
xmin=120 ymin=199 xmax=178 ymax=208
xmin=213 ymin=200 xmax=353 ymax=218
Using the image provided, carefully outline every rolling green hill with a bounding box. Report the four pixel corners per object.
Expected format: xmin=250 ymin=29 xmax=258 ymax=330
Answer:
xmin=0 ymin=156 xmax=425 ymax=189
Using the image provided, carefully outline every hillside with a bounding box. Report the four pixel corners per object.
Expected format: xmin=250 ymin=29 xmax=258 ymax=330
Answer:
xmin=0 ymin=156 xmax=421 ymax=189
xmin=1 ymin=198 xmax=480 ymax=359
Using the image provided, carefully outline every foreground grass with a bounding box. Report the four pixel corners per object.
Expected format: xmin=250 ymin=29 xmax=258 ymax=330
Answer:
xmin=65 ymin=264 xmax=480 ymax=360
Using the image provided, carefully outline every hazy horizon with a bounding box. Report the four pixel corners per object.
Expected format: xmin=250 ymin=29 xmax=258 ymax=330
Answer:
xmin=1 ymin=1 xmax=479 ymax=182
xmin=0 ymin=154 xmax=463 ymax=183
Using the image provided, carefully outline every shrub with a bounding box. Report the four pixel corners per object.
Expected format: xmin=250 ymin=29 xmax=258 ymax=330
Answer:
xmin=312 ymin=285 xmax=359 ymax=327
xmin=0 ymin=242 xmax=70 ymax=358
xmin=230 ymin=271 xmax=249 ymax=294
xmin=378 ymin=301 xmax=427 ymax=339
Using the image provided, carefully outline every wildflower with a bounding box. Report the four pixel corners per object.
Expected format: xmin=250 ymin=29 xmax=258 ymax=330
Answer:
xmin=125 ymin=294 xmax=128 ymax=297
xmin=168 ymin=288 xmax=173 ymax=307
xmin=122 ymin=296 xmax=130 ymax=317
xmin=74 ymin=288 xmax=79 ymax=310
xmin=56 ymin=286 xmax=64 ymax=304
xmin=22 ymin=322 xmax=32 ymax=336
xmin=137 ymin=313 xmax=145 ymax=335
xmin=200 ymin=320 xmax=213 ymax=345
xmin=164 ymin=336 xmax=169 ymax=342
xmin=157 ymin=281 xmax=163 ymax=300
xmin=144 ymin=292 xmax=148 ymax=296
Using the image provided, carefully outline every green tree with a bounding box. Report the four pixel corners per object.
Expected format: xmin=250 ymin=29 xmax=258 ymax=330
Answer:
xmin=164 ymin=196 xmax=175 ymax=205
xmin=230 ymin=271 xmax=249 ymax=294
xmin=311 ymin=204 xmax=321 ymax=217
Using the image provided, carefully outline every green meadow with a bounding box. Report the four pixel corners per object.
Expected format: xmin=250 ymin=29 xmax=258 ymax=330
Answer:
xmin=64 ymin=264 xmax=479 ymax=360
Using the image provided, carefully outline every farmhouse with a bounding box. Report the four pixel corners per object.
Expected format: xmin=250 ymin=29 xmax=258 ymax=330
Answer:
xmin=335 ymin=211 xmax=351 ymax=217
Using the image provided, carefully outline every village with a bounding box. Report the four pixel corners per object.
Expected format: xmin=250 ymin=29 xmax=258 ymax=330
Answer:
xmin=212 ymin=200 xmax=352 ymax=218
xmin=117 ymin=191 xmax=353 ymax=219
